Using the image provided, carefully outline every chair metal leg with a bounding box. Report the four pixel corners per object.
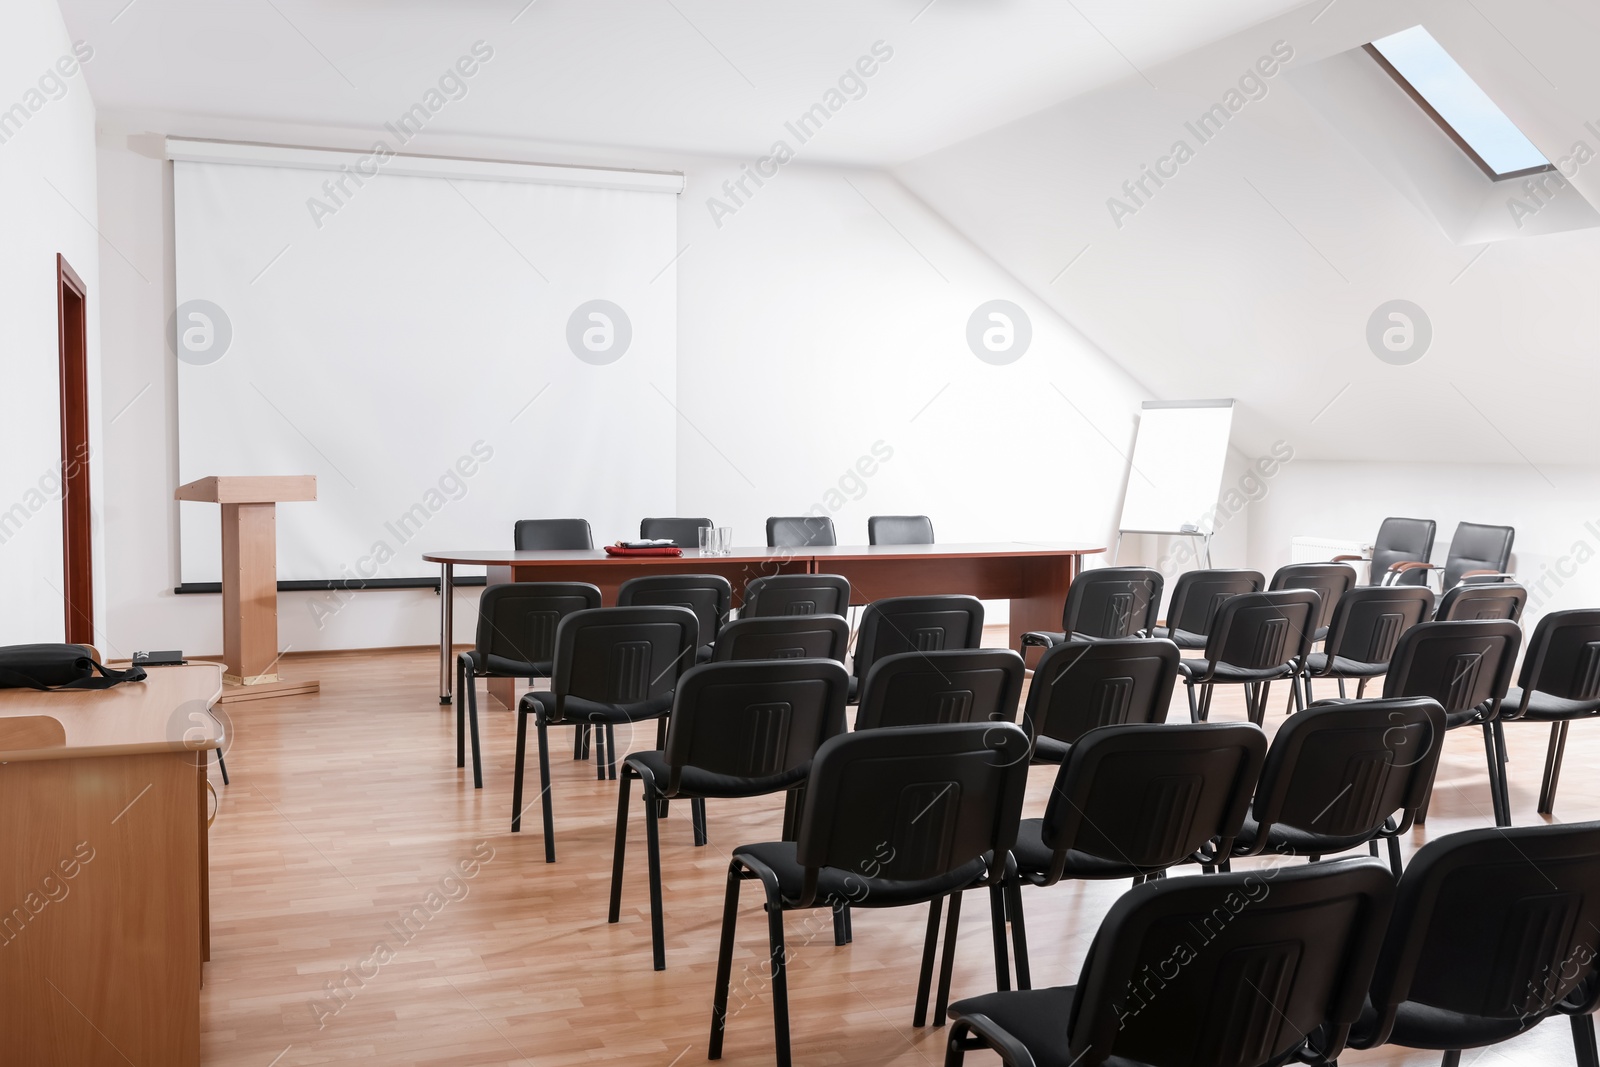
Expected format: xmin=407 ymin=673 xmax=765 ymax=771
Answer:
xmin=1005 ymin=882 xmax=1030 ymax=990
xmin=1185 ymin=681 xmax=1200 ymax=723
xmin=215 ymin=749 xmax=230 ymax=785
xmin=1337 ymin=678 xmax=1347 ymax=699
xmin=644 ymin=777 xmax=667 ymax=970
xmin=1540 ymin=721 xmax=1570 ymax=815
xmin=594 ymin=724 xmax=608 ymax=781
xmin=914 ymin=897 xmax=942 ymax=1028
xmin=1387 ymin=835 xmax=1403 ymax=877
xmin=1201 ymin=683 xmax=1215 ymax=722
xmin=1356 ymin=677 xmax=1369 ymax=698
xmin=763 ymin=879 xmax=793 ymax=1067
xmin=1291 ymin=674 xmax=1305 ymax=714
xmin=606 ymin=724 xmax=619 ymax=780
xmin=1441 ymin=1052 xmax=1461 ymax=1067
xmin=833 ymin=903 xmax=852 ymax=945
xmin=456 ymin=658 xmax=467 ymax=769
xmin=692 ymin=797 xmax=708 ymax=846
xmin=538 ymin=719 xmax=557 ymax=862
xmin=1303 ymin=675 xmax=1314 ymax=707
xmin=466 ymin=671 xmax=483 ymax=790
xmin=781 ymin=787 xmax=803 ymax=841
xmin=573 ymin=723 xmax=588 ymax=760
xmin=1257 ymin=681 xmax=1273 ymax=726
xmin=511 ymin=708 xmax=529 ymax=833
xmin=608 ymin=766 xmax=632 ymax=927
xmin=986 ymin=884 xmax=1011 ymax=994
xmin=1572 ymin=1013 xmax=1600 ymax=1067
xmin=1483 ymin=723 xmax=1509 ymax=827
xmin=708 ymin=862 xmax=745 ymax=1060
xmin=934 ymin=890 xmax=964 ymax=1027
xmin=1494 ymin=720 xmax=1511 ymax=822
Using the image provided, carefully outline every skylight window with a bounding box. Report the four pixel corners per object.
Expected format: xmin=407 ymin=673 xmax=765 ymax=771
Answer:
xmin=1366 ymin=25 xmax=1552 ymax=180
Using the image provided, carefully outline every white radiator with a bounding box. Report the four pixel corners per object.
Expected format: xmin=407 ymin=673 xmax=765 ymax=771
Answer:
xmin=1291 ymin=536 xmax=1371 ymax=584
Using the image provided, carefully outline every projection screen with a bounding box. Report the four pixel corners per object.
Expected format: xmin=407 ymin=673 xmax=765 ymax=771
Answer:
xmin=172 ymin=148 xmax=680 ymax=584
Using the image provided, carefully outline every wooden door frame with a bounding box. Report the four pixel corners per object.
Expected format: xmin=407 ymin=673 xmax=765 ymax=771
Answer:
xmin=57 ymin=253 xmax=93 ymax=645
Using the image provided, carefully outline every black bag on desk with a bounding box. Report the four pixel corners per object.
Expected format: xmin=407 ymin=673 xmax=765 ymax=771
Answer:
xmin=0 ymin=644 xmax=147 ymax=690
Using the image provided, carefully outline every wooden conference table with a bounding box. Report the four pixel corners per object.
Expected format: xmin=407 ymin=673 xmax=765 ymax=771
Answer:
xmin=0 ymin=663 xmax=221 ymax=1067
xmin=423 ymin=542 xmax=1105 ymax=705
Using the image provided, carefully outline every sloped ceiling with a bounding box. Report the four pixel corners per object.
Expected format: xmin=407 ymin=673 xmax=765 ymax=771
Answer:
xmin=60 ymin=0 xmax=1308 ymax=164
xmin=895 ymin=0 xmax=1600 ymax=466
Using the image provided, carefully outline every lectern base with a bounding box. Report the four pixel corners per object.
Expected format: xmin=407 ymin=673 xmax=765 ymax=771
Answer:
xmin=217 ymin=678 xmax=320 ymax=704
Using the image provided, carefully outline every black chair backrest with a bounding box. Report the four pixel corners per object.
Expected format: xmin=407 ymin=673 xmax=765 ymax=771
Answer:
xmin=853 ymin=649 xmax=1025 ymax=731
xmin=1200 ymin=590 xmax=1320 ymax=672
xmin=796 ymin=722 xmax=1029 ymax=894
xmin=513 ymin=518 xmax=593 ymax=550
xmin=1321 ymin=586 xmax=1435 ymax=667
xmin=639 ymin=517 xmax=711 ymax=547
xmin=1441 ymin=521 xmax=1515 ymax=590
xmin=661 ymin=659 xmax=850 ymax=795
xmin=1382 ymin=620 xmax=1521 ymax=715
xmin=1067 ymin=858 xmax=1395 ymax=1067
xmin=766 ymin=515 xmax=837 ymax=548
xmin=1514 ymin=609 xmax=1600 ymax=709
xmin=713 ymin=615 xmax=850 ymax=663
xmin=1247 ymin=697 xmax=1445 ymax=847
xmin=1361 ymin=821 xmax=1600 ymax=1050
xmin=851 ymin=595 xmax=985 ymax=684
xmin=617 ymin=574 xmax=732 ymax=648
xmin=741 ymin=573 xmax=851 ymax=618
xmin=1270 ymin=562 xmax=1356 ymax=633
xmin=1023 ymin=638 xmax=1180 ymax=750
xmin=1063 ymin=566 xmax=1163 ymax=639
xmin=474 ymin=582 xmax=602 ymax=665
xmin=867 ymin=515 xmax=934 ymax=545
xmin=1373 ymin=516 xmax=1437 ymax=586
xmin=549 ymin=606 xmax=699 ymax=713
xmin=1436 ymin=580 xmax=1526 ymax=622
xmin=1164 ymin=569 xmax=1264 ymax=638
xmin=1039 ymin=722 xmax=1266 ymax=877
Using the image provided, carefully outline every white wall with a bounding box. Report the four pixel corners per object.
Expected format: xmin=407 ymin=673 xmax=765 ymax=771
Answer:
xmin=94 ymin=113 xmax=1152 ymax=655
xmin=0 ymin=0 xmax=102 ymax=647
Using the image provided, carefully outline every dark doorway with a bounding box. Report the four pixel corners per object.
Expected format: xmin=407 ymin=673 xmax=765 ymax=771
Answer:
xmin=57 ymin=254 xmax=93 ymax=645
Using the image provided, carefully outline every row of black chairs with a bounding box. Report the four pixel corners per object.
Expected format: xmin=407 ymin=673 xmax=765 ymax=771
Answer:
xmin=511 ymin=514 xmax=938 ymax=549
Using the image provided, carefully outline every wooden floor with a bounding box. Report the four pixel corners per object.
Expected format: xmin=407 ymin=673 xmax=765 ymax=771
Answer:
xmin=196 ymin=632 xmax=1600 ymax=1067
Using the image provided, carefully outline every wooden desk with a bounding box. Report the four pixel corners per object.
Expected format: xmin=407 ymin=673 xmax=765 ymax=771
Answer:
xmin=422 ymin=542 xmax=1104 ymax=704
xmin=0 ymin=664 xmax=221 ymax=1067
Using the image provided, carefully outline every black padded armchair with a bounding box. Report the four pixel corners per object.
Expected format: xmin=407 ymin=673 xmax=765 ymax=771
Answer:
xmin=1018 ymin=566 xmax=1162 ymax=653
xmin=1301 ymin=585 xmax=1435 ymax=703
xmin=1336 ymin=516 xmax=1437 ymax=586
xmin=1180 ymin=589 xmax=1320 ymax=725
xmin=1151 ymin=568 xmax=1263 ymax=649
xmin=1499 ymin=609 xmax=1600 ymax=816
xmin=867 ymin=515 xmax=934 ymax=545
xmin=513 ymin=518 xmax=593 ymax=550
xmin=1382 ymin=520 xmax=1514 ymax=591
xmin=766 ymin=515 xmax=836 ymax=548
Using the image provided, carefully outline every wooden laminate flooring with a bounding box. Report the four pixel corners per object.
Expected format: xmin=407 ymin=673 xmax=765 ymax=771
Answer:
xmin=194 ymin=633 xmax=1600 ymax=1066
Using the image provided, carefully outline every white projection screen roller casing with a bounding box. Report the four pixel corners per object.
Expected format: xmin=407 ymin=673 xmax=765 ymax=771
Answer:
xmin=173 ymin=157 xmax=679 ymax=584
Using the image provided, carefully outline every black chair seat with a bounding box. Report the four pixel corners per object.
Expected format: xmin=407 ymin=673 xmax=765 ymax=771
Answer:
xmin=1031 ymin=736 xmax=1071 ymax=764
xmin=736 ymin=840 xmax=990 ymax=909
xmin=1232 ymin=812 xmax=1377 ymax=859
xmin=946 ymin=988 xmax=1079 ymax=1067
xmin=1177 ymin=658 xmax=1294 ymax=683
xmin=847 ymin=675 xmax=858 ymax=703
xmin=1304 ymin=652 xmax=1387 ymax=678
xmin=526 ymin=689 xmax=673 ymax=725
xmin=1504 ymin=686 xmax=1600 ymax=721
xmin=695 ymin=644 xmax=714 ymax=664
xmin=463 ymin=648 xmax=552 ymax=678
xmin=1150 ymin=625 xmax=1206 ymax=648
xmin=1352 ymin=997 xmax=1532 ymax=1052
xmin=1011 ymin=818 xmax=1154 ymax=881
xmin=625 ymin=749 xmax=805 ymax=799
xmin=1021 ymin=630 xmax=1066 ymax=647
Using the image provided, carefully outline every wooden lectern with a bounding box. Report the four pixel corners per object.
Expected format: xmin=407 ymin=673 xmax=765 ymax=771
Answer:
xmin=176 ymin=475 xmax=320 ymax=703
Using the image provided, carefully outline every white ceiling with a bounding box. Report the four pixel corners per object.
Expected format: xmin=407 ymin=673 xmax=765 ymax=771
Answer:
xmin=61 ymin=0 xmax=1308 ymax=164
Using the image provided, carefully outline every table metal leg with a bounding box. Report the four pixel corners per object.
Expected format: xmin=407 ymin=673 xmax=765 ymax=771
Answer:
xmin=439 ymin=562 xmax=454 ymax=705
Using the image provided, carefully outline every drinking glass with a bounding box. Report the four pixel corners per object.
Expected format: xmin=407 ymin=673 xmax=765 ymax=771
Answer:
xmin=698 ymin=526 xmax=717 ymax=556
xmin=717 ymin=527 xmax=733 ymax=556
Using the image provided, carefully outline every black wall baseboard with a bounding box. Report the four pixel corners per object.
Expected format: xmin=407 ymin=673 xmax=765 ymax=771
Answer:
xmin=174 ymin=576 xmax=489 ymax=595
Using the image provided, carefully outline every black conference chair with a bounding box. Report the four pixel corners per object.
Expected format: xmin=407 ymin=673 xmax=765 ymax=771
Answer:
xmin=639 ymin=516 xmax=711 ymax=547
xmin=1018 ymin=566 xmax=1163 ymax=653
xmin=1181 ymin=589 xmax=1320 ymax=725
xmin=868 ymin=514 xmax=934 ymax=545
xmin=608 ymin=658 xmax=850 ymax=970
xmin=850 ymin=595 xmax=986 ymax=703
xmin=766 ymin=515 xmax=837 ymax=548
xmin=1230 ymin=696 xmax=1445 ymax=876
xmin=853 ymin=649 xmax=1025 ymax=731
xmin=708 ymin=723 xmax=1031 ymax=1067
xmin=1340 ymin=821 xmax=1600 ymax=1067
xmin=456 ymin=582 xmax=601 ymax=788
xmin=1498 ymin=609 xmax=1600 ymax=816
xmin=617 ymin=573 xmax=731 ymax=662
xmin=1383 ymin=520 xmax=1515 ymax=591
xmin=1435 ymin=579 xmax=1527 ymax=622
xmin=948 ymin=858 xmax=1396 ymax=1067
xmin=513 ymin=517 xmax=593 ymax=550
xmin=1301 ymin=585 xmax=1435 ymax=704
xmin=1270 ymin=560 xmax=1356 ymax=641
xmin=1001 ymin=721 xmax=1266 ymax=989
xmin=1384 ymin=619 xmax=1521 ymax=827
xmin=1020 ymin=637 xmax=1180 ymax=765
xmin=1334 ymin=515 xmax=1437 ymax=586
xmin=1151 ymin=567 xmax=1264 ymax=649
xmin=512 ymin=606 xmax=699 ymax=860
xmin=740 ymin=573 xmax=851 ymax=618
xmin=712 ymin=615 xmax=850 ymax=663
